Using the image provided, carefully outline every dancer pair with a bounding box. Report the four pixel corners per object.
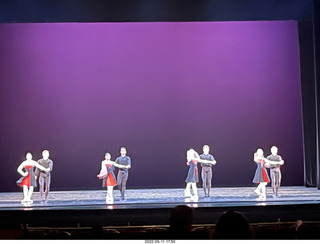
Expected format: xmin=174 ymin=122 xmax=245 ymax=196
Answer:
xmin=16 ymin=151 xmax=53 ymax=204
xmin=184 ymin=147 xmax=216 ymax=201
xmin=97 ymin=147 xmax=131 ymax=203
xmin=253 ymin=146 xmax=284 ymax=200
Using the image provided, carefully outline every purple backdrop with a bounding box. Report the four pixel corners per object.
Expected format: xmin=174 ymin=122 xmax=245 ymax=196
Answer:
xmin=0 ymin=21 xmax=303 ymax=191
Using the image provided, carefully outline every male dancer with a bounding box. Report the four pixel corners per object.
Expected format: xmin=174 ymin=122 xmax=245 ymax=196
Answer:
xmin=35 ymin=150 xmax=53 ymax=202
xmin=114 ymin=147 xmax=131 ymax=201
xmin=200 ymin=145 xmax=216 ymax=197
xmin=266 ymin=146 xmax=284 ymax=198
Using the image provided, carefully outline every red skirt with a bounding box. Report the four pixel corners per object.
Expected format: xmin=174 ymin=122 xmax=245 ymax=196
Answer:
xmin=20 ymin=173 xmax=31 ymax=187
xmin=105 ymin=172 xmax=117 ymax=187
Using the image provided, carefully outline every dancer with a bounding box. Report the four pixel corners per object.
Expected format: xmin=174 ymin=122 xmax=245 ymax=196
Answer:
xmin=114 ymin=147 xmax=131 ymax=201
xmin=252 ymin=148 xmax=270 ymax=200
xmin=200 ymin=145 xmax=217 ymax=197
xmin=35 ymin=150 xmax=53 ymax=202
xmin=185 ymin=149 xmax=215 ymax=200
xmin=97 ymin=153 xmax=128 ymax=203
xmin=16 ymin=152 xmax=50 ymax=204
xmin=266 ymin=146 xmax=284 ymax=198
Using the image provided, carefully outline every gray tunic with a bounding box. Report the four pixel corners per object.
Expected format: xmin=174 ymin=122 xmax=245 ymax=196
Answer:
xmin=35 ymin=159 xmax=53 ymax=178
xmin=115 ymin=156 xmax=131 ymax=172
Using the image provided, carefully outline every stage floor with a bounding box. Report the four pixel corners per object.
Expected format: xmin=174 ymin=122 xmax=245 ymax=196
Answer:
xmin=1 ymin=186 xmax=320 ymax=227
xmin=1 ymin=186 xmax=319 ymax=210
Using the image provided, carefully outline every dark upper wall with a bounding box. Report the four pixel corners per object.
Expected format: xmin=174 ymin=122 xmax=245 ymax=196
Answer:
xmin=0 ymin=0 xmax=313 ymax=23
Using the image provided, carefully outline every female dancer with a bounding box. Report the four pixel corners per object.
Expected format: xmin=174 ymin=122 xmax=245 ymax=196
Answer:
xmin=97 ymin=153 xmax=129 ymax=203
xmin=252 ymin=148 xmax=270 ymax=200
xmin=185 ymin=149 xmax=216 ymax=200
xmin=16 ymin=152 xmax=50 ymax=204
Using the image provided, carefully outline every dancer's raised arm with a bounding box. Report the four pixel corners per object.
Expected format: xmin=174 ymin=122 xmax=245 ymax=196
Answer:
xmin=187 ymin=149 xmax=200 ymax=162
xmin=101 ymin=161 xmax=107 ymax=171
xmin=97 ymin=161 xmax=108 ymax=178
xmin=254 ymin=153 xmax=265 ymax=162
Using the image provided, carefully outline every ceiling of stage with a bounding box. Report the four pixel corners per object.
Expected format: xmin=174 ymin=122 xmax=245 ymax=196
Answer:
xmin=0 ymin=0 xmax=313 ymax=23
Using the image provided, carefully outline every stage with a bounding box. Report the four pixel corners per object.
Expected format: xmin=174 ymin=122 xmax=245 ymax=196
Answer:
xmin=0 ymin=186 xmax=320 ymax=228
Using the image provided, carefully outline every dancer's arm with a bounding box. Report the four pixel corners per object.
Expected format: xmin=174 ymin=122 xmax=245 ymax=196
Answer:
xmin=264 ymin=158 xmax=284 ymax=165
xmin=198 ymin=158 xmax=217 ymax=165
xmin=112 ymin=161 xmax=130 ymax=169
xmin=17 ymin=162 xmax=28 ymax=177
xmin=48 ymin=160 xmax=53 ymax=172
xmin=126 ymin=157 xmax=131 ymax=169
xmin=34 ymin=161 xmax=50 ymax=172
xmin=254 ymin=153 xmax=265 ymax=163
xmin=101 ymin=161 xmax=107 ymax=171
xmin=278 ymin=156 xmax=284 ymax=165
xmin=97 ymin=161 xmax=108 ymax=178
xmin=254 ymin=153 xmax=266 ymax=167
xmin=34 ymin=161 xmax=40 ymax=177
xmin=34 ymin=162 xmax=38 ymax=180
xmin=128 ymin=157 xmax=131 ymax=169
xmin=189 ymin=157 xmax=216 ymax=164
xmin=188 ymin=150 xmax=200 ymax=162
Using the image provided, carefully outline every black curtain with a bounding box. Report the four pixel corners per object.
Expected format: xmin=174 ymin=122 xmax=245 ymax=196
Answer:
xmin=299 ymin=20 xmax=317 ymax=186
xmin=299 ymin=1 xmax=320 ymax=188
xmin=314 ymin=0 xmax=320 ymax=189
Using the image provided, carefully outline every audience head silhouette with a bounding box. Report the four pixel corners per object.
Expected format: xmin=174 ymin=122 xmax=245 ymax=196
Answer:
xmin=169 ymin=205 xmax=194 ymax=233
xmin=214 ymin=211 xmax=252 ymax=239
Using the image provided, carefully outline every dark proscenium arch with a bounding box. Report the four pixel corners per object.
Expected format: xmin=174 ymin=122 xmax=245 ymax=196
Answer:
xmin=0 ymin=0 xmax=319 ymax=189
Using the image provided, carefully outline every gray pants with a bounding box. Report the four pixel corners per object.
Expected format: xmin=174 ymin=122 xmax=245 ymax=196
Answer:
xmin=39 ymin=173 xmax=51 ymax=200
xmin=117 ymin=170 xmax=128 ymax=199
xmin=201 ymin=167 xmax=212 ymax=196
xmin=270 ymin=168 xmax=281 ymax=195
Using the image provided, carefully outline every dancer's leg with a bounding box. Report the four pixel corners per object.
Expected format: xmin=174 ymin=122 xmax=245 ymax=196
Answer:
xmin=22 ymin=185 xmax=28 ymax=202
xmin=191 ymin=183 xmax=198 ymax=197
xmin=117 ymin=171 xmax=123 ymax=198
xmin=39 ymin=176 xmax=45 ymax=200
xmin=207 ymin=169 xmax=212 ymax=197
xmin=260 ymin=182 xmax=267 ymax=198
xmin=107 ymin=186 xmax=113 ymax=198
xmin=275 ymin=171 xmax=281 ymax=196
xmin=201 ymin=168 xmax=207 ymax=196
xmin=270 ymin=169 xmax=276 ymax=196
xmin=107 ymin=186 xmax=114 ymax=203
xmin=121 ymin=172 xmax=128 ymax=200
xmin=27 ymin=186 xmax=34 ymax=203
xmin=254 ymin=184 xmax=262 ymax=195
xmin=44 ymin=174 xmax=51 ymax=200
xmin=185 ymin=183 xmax=192 ymax=197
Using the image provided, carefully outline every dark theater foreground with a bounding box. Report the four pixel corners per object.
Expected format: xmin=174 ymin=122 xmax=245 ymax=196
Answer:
xmin=0 ymin=0 xmax=320 ymax=240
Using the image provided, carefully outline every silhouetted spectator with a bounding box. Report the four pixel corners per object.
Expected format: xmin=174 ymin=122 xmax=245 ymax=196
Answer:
xmin=277 ymin=220 xmax=303 ymax=239
xmin=166 ymin=205 xmax=196 ymax=239
xmin=296 ymin=220 xmax=320 ymax=239
xmin=213 ymin=211 xmax=252 ymax=239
